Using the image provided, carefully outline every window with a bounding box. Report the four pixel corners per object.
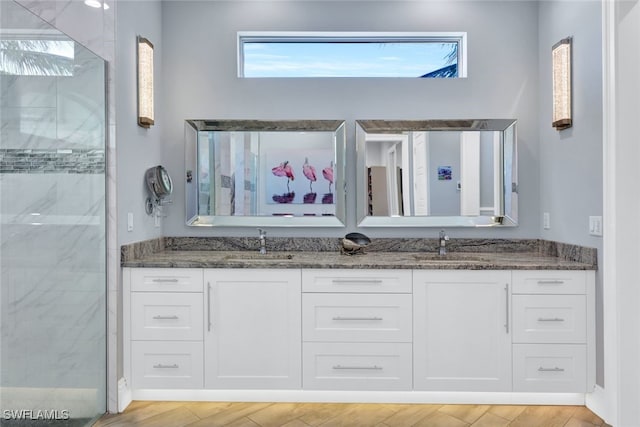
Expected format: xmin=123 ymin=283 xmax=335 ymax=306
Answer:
xmin=238 ymin=32 xmax=466 ymax=78
xmin=0 ymin=38 xmax=74 ymax=76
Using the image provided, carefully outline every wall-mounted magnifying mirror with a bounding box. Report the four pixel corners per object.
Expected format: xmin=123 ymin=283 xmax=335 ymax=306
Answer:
xmin=185 ymin=120 xmax=346 ymax=227
xmin=356 ymin=119 xmax=517 ymax=227
xmin=145 ymin=165 xmax=173 ymax=215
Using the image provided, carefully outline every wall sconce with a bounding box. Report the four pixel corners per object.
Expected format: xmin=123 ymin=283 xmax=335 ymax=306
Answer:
xmin=137 ymin=36 xmax=154 ymax=128
xmin=552 ymin=37 xmax=572 ymax=130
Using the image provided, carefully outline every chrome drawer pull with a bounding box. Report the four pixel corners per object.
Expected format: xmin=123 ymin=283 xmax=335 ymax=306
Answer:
xmin=537 ymin=317 xmax=565 ymax=322
xmin=207 ymin=283 xmax=212 ymax=332
xmin=332 ymin=316 xmax=383 ymax=321
xmin=538 ymin=367 xmax=565 ymax=372
xmin=153 ymin=364 xmax=179 ymax=369
xmin=152 ymin=315 xmax=179 ymax=320
xmin=505 ymin=284 xmax=509 ymax=334
xmin=151 ymin=278 xmax=179 ymax=283
xmin=331 ymin=279 xmax=384 ymax=284
xmin=332 ymin=365 xmax=383 ymax=370
xmin=537 ymin=280 xmax=565 ymax=285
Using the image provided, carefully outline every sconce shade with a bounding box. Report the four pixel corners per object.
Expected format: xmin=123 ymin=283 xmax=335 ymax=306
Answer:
xmin=137 ymin=36 xmax=154 ymax=128
xmin=552 ymin=37 xmax=572 ymax=130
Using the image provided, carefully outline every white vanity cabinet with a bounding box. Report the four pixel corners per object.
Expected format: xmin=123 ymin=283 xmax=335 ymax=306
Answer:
xmin=123 ymin=265 xmax=595 ymax=403
xmin=203 ymin=269 xmax=301 ymax=389
xmin=413 ymin=270 xmax=512 ymax=391
xmin=301 ymin=269 xmax=413 ymax=390
xmin=125 ymin=268 xmax=204 ymax=390
xmin=511 ymin=270 xmax=593 ymax=392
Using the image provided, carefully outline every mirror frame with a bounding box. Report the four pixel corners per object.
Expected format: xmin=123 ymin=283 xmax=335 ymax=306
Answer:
xmin=356 ymin=119 xmax=518 ymax=227
xmin=185 ymin=119 xmax=346 ymax=227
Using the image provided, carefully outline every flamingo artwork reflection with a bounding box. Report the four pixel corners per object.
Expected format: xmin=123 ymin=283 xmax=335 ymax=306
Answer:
xmin=272 ymin=160 xmax=295 ymax=191
xmin=322 ymin=161 xmax=334 ymax=193
xmin=302 ymin=157 xmax=317 ymax=191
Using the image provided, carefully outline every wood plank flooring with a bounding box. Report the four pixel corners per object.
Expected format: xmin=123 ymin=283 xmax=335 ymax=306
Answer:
xmin=94 ymin=401 xmax=611 ymax=427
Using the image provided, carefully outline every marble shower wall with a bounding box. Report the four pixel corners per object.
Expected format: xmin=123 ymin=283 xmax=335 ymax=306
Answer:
xmin=0 ymin=175 xmax=105 ymax=383
xmin=0 ymin=0 xmax=107 ymax=419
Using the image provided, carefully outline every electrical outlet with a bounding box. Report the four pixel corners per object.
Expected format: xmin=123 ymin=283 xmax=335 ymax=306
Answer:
xmin=543 ymin=212 xmax=551 ymax=230
xmin=127 ymin=212 xmax=133 ymax=232
xmin=589 ymin=216 xmax=603 ymax=236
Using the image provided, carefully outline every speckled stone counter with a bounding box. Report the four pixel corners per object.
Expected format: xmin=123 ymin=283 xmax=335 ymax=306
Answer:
xmin=121 ymin=238 xmax=597 ymax=270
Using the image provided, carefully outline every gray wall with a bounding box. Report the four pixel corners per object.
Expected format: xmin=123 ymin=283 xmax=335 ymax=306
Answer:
xmin=537 ymin=0 xmax=603 ymax=386
xmin=160 ymin=0 xmax=540 ymax=238
xmin=116 ymin=0 xmax=164 ymax=245
xmin=116 ymin=0 xmax=603 ymax=388
xmin=114 ymin=0 xmax=164 ymax=382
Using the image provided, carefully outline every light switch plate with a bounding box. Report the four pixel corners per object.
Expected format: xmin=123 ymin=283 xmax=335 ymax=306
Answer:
xmin=589 ymin=216 xmax=603 ymax=236
xmin=543 ymin=212 xmax=550 ymax=230
xmin=127 ymin=212 xmax=133 ymax=232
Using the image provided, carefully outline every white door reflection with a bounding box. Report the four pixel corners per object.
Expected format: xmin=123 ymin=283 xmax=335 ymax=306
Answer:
xmin=364 ymin=130 xmax=504 ymax=218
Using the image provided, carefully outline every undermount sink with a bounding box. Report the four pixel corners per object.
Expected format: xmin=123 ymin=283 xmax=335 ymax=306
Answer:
xmin=411 ymin=253 xmax=494 ymax=262
xmin=224 ymin=252 xmax=295 ymax=261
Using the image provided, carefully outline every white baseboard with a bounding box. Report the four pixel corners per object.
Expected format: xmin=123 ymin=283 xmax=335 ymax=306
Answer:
xmin=117 ymin=378 xmax=133 ymax=413
xmin=585 ymin=385 xmax=612 ymax=426
xmin=131 ymin=389 xmax=586 ymax=406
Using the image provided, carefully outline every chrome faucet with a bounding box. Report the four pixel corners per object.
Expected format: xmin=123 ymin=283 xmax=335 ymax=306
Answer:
xmin=257 ymin=228 xmax=267 ymax=255
xmin=438 ymin=229 xmax=450 ymax=256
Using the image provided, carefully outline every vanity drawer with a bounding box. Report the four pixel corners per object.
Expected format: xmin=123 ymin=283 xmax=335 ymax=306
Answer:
xmin=303 ymin=342 xmax=412 ymax=391
xmin=512 ymin=295 xmax=586 ymax=343
xmin=131 ymin=341 xmax=204 ymax=389
xmin=512 ymin=271 xmax=587 ymax=295
xmin=131 ymin=268 xmax=203 ymax=293
xmin=513 ymin=344 xmax=587 ymax=392
xmin=302 ymin=269 xmax=412 ymax=293
xmin=302 ymin=293 xmax=412 ymax=342
xmin=131 ymin=293 xmax=203 ymax=341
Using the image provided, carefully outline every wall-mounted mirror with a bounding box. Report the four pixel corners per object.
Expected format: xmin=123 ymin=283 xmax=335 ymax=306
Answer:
xmin=185 ymin=120 xmax=346 ymax=227
xmin=356 ymin=119 xmax=517 ymax=227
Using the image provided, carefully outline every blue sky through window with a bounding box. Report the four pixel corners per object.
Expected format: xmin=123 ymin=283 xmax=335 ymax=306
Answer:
xmin=242 ymin=41 xmax=458 ymax=78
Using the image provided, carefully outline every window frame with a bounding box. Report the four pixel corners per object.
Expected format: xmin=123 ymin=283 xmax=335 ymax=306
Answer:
xmin=237 ymin=31 xmax=467 ymax=78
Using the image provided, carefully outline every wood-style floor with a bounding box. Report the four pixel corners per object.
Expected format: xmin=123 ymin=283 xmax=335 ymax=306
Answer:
xmin=94 ymin=401 xmax=611 ymax=427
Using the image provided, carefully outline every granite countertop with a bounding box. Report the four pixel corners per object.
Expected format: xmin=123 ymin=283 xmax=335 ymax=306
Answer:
xmin=121 ymin=248 xmax=596 ymax=270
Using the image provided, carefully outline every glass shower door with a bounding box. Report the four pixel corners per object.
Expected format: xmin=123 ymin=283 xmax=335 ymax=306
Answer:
xmin=0 ymin=1 xmax=106 ymax=424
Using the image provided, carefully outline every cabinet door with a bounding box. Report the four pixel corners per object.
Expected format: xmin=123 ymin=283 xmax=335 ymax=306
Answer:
xmin=130 ymin=268 xmax=203 ymax=292
xmin=131 ymin=292 xmax=203 ymax=341
xmin=512 ymin=294 xmax=587 ymax=344
xmin=204 ymin=269 xmax=301 ymax=389
xmin=131 ymin=341 xmax=204 ymax=389
xmin=512 ymin=270 xmax=587 ymax=295
xmin=413 ymin=270 xmax=512 ymax=391
xmin=513 ymin=344 xmax=587 ymax=392
xmin=303 ymin=342 xmax=412 ymax=391
xmin=302 ymin=293 xmax=412 ymax=343
xmin=302 ymin=269 xmax=412 ymax=294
